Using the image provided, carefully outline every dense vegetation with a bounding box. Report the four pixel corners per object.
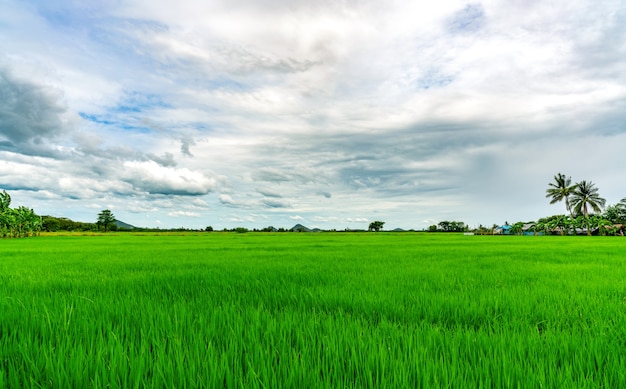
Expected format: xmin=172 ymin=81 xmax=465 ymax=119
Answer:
xmin=542 ymin=173 xmax=625 ymax=236
xmin=0 ymin=190 xmax=42 ymax=238
xmin=2 ymin=233 xmax=626 ymax=387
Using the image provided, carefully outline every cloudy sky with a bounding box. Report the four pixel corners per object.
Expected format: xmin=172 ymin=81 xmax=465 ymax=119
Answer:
xmin=1 ymin=0 xmax=625 ymax=230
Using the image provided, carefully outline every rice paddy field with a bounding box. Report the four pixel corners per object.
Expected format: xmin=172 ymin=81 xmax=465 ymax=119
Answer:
xmin=2 ymin=232 xmax=626 ymax=388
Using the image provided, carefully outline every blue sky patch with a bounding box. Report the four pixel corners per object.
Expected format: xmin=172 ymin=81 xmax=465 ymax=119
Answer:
xmin=448 ymin=3 xmax=486 ymax=33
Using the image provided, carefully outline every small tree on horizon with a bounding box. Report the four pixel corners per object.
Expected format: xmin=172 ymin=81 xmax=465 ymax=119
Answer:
xmin=97 ymin=209 xmax=117 ymax=233
xmin=368 ymin=221 xmax=385 ymax=232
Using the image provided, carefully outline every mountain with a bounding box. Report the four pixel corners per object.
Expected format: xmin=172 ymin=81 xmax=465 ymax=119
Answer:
xmin=290 ymin=224 xmax=311 ymax=232
xmin=115 ymin=220 xmax=136 ymax=230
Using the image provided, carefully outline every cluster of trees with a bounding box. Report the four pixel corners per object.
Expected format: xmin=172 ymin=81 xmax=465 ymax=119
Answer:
xmin=532 ymin=214 xmax=622 ymax=236
xmin=42 ymin=216 xmax=97 ymax=232
xmin=543 ymin=173 xmax=625 ymax=235
xmin=490 ymin=174 xmax=625 ymax=237
xmin=428 ymin=221 xmax=468 ymax=232
xmin=0 ymin=190 xmax=42 ymax=238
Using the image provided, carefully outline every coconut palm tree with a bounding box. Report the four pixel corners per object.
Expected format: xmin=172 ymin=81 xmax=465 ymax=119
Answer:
xmin=570 ymin=180 xmax=606 ymax=236
xmin=546 ymin=173 xmax=577 ymax=217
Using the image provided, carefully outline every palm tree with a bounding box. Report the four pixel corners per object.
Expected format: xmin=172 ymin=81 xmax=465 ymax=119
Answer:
xmin=546 ymin=173 xmax=577 ymax=217
xmin=570 ymin=180 xmax=606 ymax=236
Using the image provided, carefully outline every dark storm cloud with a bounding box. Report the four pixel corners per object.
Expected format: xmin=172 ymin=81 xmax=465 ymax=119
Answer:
xmin=0 ymin=68 xmax=67 ymax=150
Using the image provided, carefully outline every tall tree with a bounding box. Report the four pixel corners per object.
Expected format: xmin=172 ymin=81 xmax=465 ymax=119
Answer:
xmin=546 ymin=173 xmax=577 ymax=217
xmin=570 ymin=180 xmax=606 ymax=236
xmin=97 ymin=209 xmax=117 ymax=233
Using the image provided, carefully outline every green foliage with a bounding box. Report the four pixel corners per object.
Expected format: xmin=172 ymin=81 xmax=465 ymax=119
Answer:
xmin=97 ymin=209 xmax=117 ymax=233
xmin=437 ymin=220 xmax=467 ymax=232
xmin=569 ymin=181 xmax=606 ymax=236
xmin=2 ymin=233 xmax=626 ymax=387
xmin=545 ymin=173 xmax=576 ymax=217
xmin=604 ymin=204 xmax=626 ymax=225
xmin=571 ymin=180 xmax=606 ymax=217
xmin=544 ymin=175 xmax=621 ymax=236
xmin=510 ymin=221 xmax=525 ymax=236
xmin=368 ymin=221 xmax=385 ymax=232
xmin=42 ymin=216 xmax=96 ymax=232
xmin=0 ymin=189 xmax=42 ymax=238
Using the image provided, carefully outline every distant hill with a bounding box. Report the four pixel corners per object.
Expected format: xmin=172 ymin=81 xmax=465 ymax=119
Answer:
xmin=115 ymin=220 xmax=136 ymax=230
xmin=290 ymin=224 xmax=311 ymax=232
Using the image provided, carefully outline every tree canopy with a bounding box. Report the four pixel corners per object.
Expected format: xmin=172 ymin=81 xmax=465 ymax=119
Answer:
xmin=368 ymin=221 xmax=385 ymax=232
xmin=97 ymin=210 xmax=117 ymax=233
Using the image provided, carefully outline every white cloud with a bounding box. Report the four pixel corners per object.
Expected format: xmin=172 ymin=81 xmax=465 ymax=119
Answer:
xmin=122 ymin=161 xmax=216 ymax=196
xmin=168 ymin=211 xmax=201 ymax=217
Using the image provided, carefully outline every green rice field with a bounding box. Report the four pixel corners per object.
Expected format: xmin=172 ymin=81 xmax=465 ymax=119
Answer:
xmin=2 ymin=232 xmax=626 ymax=388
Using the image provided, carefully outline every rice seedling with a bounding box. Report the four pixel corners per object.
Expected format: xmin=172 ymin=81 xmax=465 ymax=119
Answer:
xmin=1 ymin=233 xmax=626 ymax=387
